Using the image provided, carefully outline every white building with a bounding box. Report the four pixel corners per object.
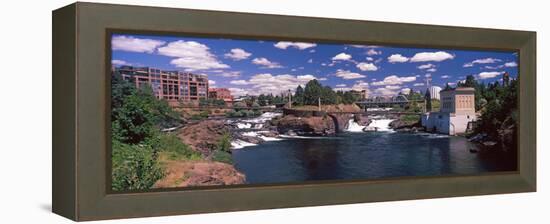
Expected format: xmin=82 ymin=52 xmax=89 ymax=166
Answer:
xmin=429 ymin=86 xmax=442 ymax=100
xmin=421 ymin=87 xmax=476 ymax=135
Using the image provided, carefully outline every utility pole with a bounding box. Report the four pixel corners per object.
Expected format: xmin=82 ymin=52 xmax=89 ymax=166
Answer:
xmin=288 ymin=89 xmax=292 ymax=109
xmin=318 ymin=97 xmax=321 ymax=111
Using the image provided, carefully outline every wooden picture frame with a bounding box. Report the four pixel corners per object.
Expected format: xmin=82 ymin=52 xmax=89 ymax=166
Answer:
xmin=53 ymin=2 xmax=536 ymax=221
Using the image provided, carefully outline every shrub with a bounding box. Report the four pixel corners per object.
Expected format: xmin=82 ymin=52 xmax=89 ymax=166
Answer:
xmin=401 ymin=115 xmax=421 ymax=125
xmin=211 ymin=150 xmax=233 ymax=164
xmin=190 ymin=111 xmax=209 ymax=120
xmin=155 ymin=133 xmax=201 ymax=160
xmin=217 ymin=132 xmax=232 ymax=153
xmin=111 ymin=140 xmax=164 ymax=191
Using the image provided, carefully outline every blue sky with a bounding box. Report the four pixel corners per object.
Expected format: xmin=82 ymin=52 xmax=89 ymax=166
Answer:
xmin=111 ymin=33 xmax=518 ymax=97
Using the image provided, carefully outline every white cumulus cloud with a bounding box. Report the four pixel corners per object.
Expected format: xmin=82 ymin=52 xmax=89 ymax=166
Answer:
xmin=224 ymin=48 xmax=252 ymax=61
xmin=111 ymin=59 xmax=130 ymax=66
xmin=334 ymin=69 xmax=366 ymax=79
xmin=228 ymin=88 xmax=249 ymax=97
xmin=385 ymin=85 xmax=401 ymax=90
xmin=504 ymin=61 xmax=518 ymax=67
xmin=401 ymin=88 xmax=411 ymax=94
xmin=208 ymin=80 xmax=216 ymax=87
xmin=463 ymin=58 xmax=502 ymax=67
xmin=274 ymin=41 xmax=317 ymax=50
xmin=374 ymin=87 xmax=399 ymax=96
xmin=356 ymin=62 xmax=378 ymax=71
xmin=478 ymin=71 xmax=504 ymax=79
xmin=158 ymin=40 xmax=229 ymax=71
xmin=366 ymin=49 xmax=382 ymax=56
xmin=410 ymin=51 xmax=454 ymax=62
xmin=417 ymin=63 xmax=435 ymax=69
xmin=112 ymin=35 xmax=165 ymax=53
xmin=371 ymin=75 xmax=416 ymax=86
xmin=252 ymin=57 xmax=283 ymax=68
xmin=332 ymin=53 xmax=352 ymax=61
xmin=230 ymin=80 xmax=249 ymax=85
xmin=387 ymin=54 xmax=409 ymax=63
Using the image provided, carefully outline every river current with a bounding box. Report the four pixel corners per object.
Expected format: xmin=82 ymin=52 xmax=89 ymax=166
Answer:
xmin=229 ymin=113 xmax=516 ymax=185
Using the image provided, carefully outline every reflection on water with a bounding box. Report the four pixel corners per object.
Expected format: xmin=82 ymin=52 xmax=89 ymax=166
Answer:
xmin=232 ymin=132 xmax=516 ymax=185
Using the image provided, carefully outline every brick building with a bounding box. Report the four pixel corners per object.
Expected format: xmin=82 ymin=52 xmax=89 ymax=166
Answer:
xmin=209 ymin=88 xmax=234 ymax=106
xmin=115 ymin=66 xmax=209 ymax=106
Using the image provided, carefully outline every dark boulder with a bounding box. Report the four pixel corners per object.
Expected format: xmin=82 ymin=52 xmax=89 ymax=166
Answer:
xmin=276 ymin=115 xmax=336 ymax=136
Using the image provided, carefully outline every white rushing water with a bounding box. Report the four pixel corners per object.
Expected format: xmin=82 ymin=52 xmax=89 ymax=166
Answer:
xmin=231 ymin=112 xmax=284 ymax=149
xmin=346 ymin=119 xmax=367 ymax=132
xmin=236 ymin=123 xmax=252 ymax=129
xmin=346 ymin=118 xmax=395 ymax=132
xmin=366 ymin=107 xmax=393 ymax=112
xmin=231 ymin=139 xmax=257 ymax=149
xmin=242 ymin=131 xmax=282 ymax=141
xmin=367 ymin=119 xmax=395 ymax=132
xmin=234 ymin=112 xmax=282 ymax=129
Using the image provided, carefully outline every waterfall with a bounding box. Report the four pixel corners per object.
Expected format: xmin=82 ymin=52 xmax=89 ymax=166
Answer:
xmin=346 ymin=119 xmax=367 ymax=132
xmin=366 ymin=119 xmax=395 ymax=132
xmin=346 ymin=118 xmax=395 ymax=132
xmin=231 ymin=112 xmax=284 ymax=149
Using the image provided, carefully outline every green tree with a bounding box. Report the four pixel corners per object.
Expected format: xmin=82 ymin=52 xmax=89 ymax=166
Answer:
xmin=112 ymin=91 xmax=156 ymax=144
xmin=257 ymin=94 xmax=268 ymax=106
xmin=303 ymin=79 xmax=323 ymax=105
xmin=294 ymin=85 xmax=305 ymax=105
xmin=321 ymin=86 xmax=337 ymax=104
xmin=460 ymin=75 xmax=477 ymax=87
xmin=443 ymin=82 xmax=452 ymax=91
xmin=341 ymin=91 xmax=358 ymax=104
xmin=425 ymin=88 xmax=432 ymax=112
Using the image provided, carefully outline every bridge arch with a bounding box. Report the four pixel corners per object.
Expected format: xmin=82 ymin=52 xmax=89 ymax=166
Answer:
xmin=326 ymin=114 xmax=340 ymax=133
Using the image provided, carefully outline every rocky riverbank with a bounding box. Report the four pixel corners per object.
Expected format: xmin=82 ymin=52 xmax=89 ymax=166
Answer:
xmin=154 ymin=160 xmax=246 ymax=188
xmin=168 ymin=120 xmax=248 ymax=187
xmin=468 ymin=116 xmax=517 ymax=152
xmin=389 ymin=117 xmax=422 ymax=133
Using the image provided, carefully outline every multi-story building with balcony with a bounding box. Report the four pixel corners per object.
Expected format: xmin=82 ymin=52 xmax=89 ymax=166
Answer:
xmin=114 ymin=66 xmax=209 ymax=106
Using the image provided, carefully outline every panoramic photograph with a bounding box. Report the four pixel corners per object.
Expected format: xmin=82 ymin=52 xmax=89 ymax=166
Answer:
xmin=110 ymin=33 xmax=519 ymax=191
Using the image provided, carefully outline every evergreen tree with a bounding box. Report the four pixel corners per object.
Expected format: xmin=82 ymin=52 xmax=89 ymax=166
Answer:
xmin=258 ymin=94 xmax=267 ymax=106
xmin=425 ymin=88 xmax=432 ymax=112
xmin=444 ymin=82 xmax=452 ymax=90
xmin=461 ymin=75 xmax=477 ymax=87
xmin=294 ymin=85 xmax=305 ymax=105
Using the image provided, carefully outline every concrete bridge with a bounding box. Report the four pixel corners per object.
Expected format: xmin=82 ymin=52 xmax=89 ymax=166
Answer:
xmin=282 ymin=108 xmax=357 ymax=133
xmin=282 ymin=107 xmax=421 ymax=133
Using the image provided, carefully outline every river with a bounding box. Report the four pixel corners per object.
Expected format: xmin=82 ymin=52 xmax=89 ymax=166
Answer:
xmin=230 ymin=113 xmax=516 ymax=185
